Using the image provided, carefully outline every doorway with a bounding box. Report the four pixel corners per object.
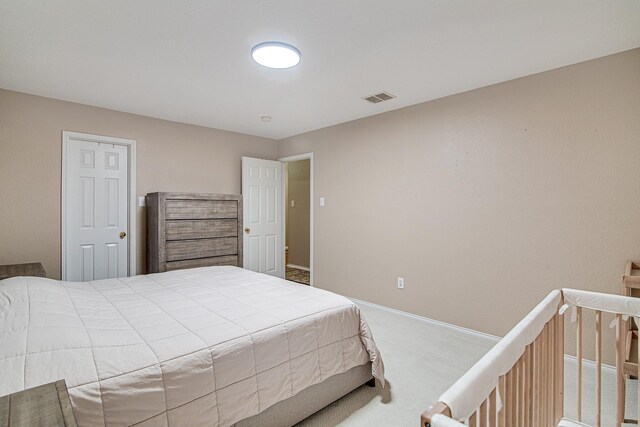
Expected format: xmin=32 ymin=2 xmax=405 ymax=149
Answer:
xmin=280 ymin=153 xmax=313 ymax=286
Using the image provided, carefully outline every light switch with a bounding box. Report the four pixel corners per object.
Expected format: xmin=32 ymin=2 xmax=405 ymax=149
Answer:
xmin=291 ymin=200 xmax=295 ymax=207
xmin=319 ymin=197 xmax=325 ymax=207
xmin=138 ymin=196 xmax=146 ymax=207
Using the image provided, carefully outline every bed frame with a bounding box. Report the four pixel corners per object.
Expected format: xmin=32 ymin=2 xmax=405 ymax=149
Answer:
xmin=422 ymin=289 xmax=640 ymax=427
xmin=235 ymin=363 xmax=374 ymax=426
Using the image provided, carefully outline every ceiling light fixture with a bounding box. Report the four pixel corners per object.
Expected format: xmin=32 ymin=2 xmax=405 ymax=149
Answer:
xmin=261 ymin=115 xmax=272 ymax=123
xmin=251 ymin=42 xmax=301 ymax=69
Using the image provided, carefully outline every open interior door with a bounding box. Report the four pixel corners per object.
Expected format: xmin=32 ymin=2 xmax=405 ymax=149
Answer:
xmin=241 ymin=157 xmax=284 ymax=278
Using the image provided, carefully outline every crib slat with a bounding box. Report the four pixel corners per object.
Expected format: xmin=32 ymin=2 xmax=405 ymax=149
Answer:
xmin=616 ymin=314 xmax=624 ymax=427
xmin=489 ymin=388 xmax=497 ymax=427
xmin=595 ymin=310 xmax=602 ymax=427
xmin=506 ymin=368 xmax=513 ymax=427
xmin=537 ymin=333 xmax=542 ymax=426
xmin=535 ymin=333 xmax=542 ymax=426
xmin=551 ymin=314 xmax=557 ymax=426
xmin=499 ymin=375 xmax=506 ymax=427
xmin=510 ymin=365 xmax=517 ymax=427
xmin=518 ymin=356 xmax=525 ymax=427
xmin=524 ymin=344 xmax=533 ymax=427
xmin=546 ymin=322 xmax=552 ymax=426
xmin=543 ymin=324 xmax=549 ymax=425
xmin=549 ymin=317 xmax=556 ymax=425
xmin=548 ymin=319 xmax=554 ymax=427
xmin=511 ymin=362 xmax=517 ymax=427
xmin=525 ymin=355 xmax=529 ymax=427
xmin=576 ymin=306 xmax=583 ymax=422
xmin=557 ymin=308 xmax=564 ymax=424
xmin=480 ymin=399 xmax=487 ymax=427
xmin=533 ymin=332 xmax=538 ymax=426
xmin=547 ymin=323 xmax=553 ymax=425
xmin=539 ymin=325 xmax=543 ymax=426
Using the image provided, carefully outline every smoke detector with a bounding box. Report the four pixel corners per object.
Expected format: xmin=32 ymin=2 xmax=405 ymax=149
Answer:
xmin=363 ymin=91 xmax=396 ymax=104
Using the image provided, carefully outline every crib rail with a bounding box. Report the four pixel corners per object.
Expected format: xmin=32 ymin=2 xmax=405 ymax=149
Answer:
xmin=563 ymin=288 xmax=640 ymax=426
xmin=422 ymin=288 xmax=640 ymax=427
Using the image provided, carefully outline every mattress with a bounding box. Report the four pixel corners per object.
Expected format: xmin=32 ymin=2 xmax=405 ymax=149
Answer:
xmin=0 ymin=266 xmax=384 ymax=426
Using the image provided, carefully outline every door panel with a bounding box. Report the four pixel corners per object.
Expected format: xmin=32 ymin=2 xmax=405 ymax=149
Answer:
xmin=249 ymin=185 xmax=260 ymax=223
xmin=106 ymin=178 xmax=119 ymax=227
xmin=265 ymin=234 xmax=277 ymax=273
xmin=248 ymin=235 xmax=261 ymax=271
xmin=65 ymin=139 xmax=129 ymax=281
xmin=265 ymin=186 xmax=276 ymax=223
xmin=81 ymin=177 xmax=95 ymax=228
xmin=242 ymin=157 xmax=284 ymax=278
xmin=106 ymin=243 xmax=119 ymax=278
xmin=81 ymin=244 xmax=94 ymax=281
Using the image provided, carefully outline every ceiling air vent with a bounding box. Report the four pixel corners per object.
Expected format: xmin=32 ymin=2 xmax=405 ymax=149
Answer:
xmin=363 ymin=91 xmax=396 ymax=104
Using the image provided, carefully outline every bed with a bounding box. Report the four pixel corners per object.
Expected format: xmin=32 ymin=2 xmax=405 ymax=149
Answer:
xmin=0 ymin=266 xmax=384 ymax=426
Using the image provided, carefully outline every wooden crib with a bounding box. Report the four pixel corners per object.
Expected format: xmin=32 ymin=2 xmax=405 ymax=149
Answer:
xmin=422 ymin=289 xmax=640 ymax=427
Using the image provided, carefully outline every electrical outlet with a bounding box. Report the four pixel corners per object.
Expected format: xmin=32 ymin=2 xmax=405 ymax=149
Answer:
xmin=397 ymin=277 xmax=404 ymax=289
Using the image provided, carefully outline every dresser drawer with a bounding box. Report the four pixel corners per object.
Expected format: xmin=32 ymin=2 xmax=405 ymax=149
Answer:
xmin=165 ymin=237 xmax=238 ymax=262
xmin=165 ymin=200 xmax=237 ymax=220
xmin=165 ymin=219 xmax=237 ymax=240
xmin=166 ymin=255 xmax=239 ymax=271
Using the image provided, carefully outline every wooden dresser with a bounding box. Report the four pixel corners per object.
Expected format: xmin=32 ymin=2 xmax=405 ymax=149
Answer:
xmin=146 ymin=193 xmax=243 ymax=273
xmin=0 ymin=263 xmax=46 ymax=280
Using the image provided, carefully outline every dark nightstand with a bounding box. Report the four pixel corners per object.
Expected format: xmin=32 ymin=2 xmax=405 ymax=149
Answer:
xmin=0 ymin=380 xmax=77 ymax=426
xmin=0 ymin=263 xmax=46 ymax=280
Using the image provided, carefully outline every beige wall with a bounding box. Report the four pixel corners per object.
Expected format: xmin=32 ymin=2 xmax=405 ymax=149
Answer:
xmin=286 ymin=159 xmax=310 ymax=268
xmin=278 ymin=48 xmax=640 ymax=359
xmin=0 ymin=89 xmax=277 ymax=278
xmin=2 ymin=49 xmax=639 ymax=362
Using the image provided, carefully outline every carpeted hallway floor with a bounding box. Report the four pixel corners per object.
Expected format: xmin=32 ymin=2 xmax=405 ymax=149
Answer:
xmin=295 ymin=300 xmax=639 ymax=426
xmin=286 ymin=266 xmax=311 ymax=285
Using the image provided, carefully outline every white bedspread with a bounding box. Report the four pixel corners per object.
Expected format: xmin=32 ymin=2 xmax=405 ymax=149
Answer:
xmin=0 ymin=266 xmax=384 ymax=426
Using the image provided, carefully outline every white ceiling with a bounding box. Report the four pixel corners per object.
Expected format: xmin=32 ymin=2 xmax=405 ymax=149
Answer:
xmin=1 ymin=1 xmax=639 ymax=140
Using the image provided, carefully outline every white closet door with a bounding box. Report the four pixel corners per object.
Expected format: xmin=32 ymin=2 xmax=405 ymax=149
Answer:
xmin=241 ymin=157 xmax=284 ymax=278
xmin=65 ymin=139 xmax=129 ymax=281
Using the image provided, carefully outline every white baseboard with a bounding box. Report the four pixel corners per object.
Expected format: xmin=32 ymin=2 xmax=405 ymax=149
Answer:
xmin=349 ymin=297 xmax=616 ymax=373
xmin=287 ymin=264 xmax=310 ymax=272
xmin=349 ymin=297 xmax=501 ymax=342
xmin=564 ymin=354 xmax=616 ymax=373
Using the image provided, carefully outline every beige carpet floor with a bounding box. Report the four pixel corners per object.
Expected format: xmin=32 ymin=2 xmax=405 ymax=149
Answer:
xmin=295 ymin=300 xmax=639 ymax=427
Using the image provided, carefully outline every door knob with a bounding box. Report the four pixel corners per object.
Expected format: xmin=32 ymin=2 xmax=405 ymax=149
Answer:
xmin=119 ymin=232 xmax=127 ymax=239
xmin=244 ymin=227 xmax=250 ymax=234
